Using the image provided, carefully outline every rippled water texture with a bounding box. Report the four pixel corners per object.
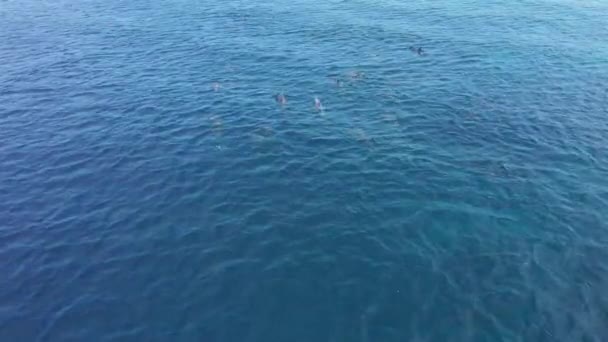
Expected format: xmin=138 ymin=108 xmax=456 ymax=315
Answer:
xmin=2 ymin=0 xmax=608 ymax=340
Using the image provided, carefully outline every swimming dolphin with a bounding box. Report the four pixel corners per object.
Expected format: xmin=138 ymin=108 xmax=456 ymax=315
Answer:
xmin=275 ymin=93 xmax=287 ymax=105
xmin=314 ymin=96 xmax=323 ymax=111
xmin=409 ymin=46 xmax=425 ymax=55
xmin=349 ymin=71 xmax=365 ymax=79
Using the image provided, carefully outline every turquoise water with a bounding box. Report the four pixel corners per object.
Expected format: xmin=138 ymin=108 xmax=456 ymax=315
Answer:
xmin=2 ymin=0 xmax=608 ymax=340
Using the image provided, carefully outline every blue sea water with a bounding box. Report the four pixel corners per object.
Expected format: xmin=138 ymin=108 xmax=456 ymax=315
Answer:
xmin=1 ymin=0 xmax=608 ymax=340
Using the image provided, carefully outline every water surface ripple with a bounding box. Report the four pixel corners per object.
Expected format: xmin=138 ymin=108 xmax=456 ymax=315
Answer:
xmin=1 ymin=0 xmax=608 ymax=341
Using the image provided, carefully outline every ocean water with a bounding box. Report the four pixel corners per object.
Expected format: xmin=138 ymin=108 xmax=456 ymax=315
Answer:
xmin=1 ymin=0 xmax=608 ymax=340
